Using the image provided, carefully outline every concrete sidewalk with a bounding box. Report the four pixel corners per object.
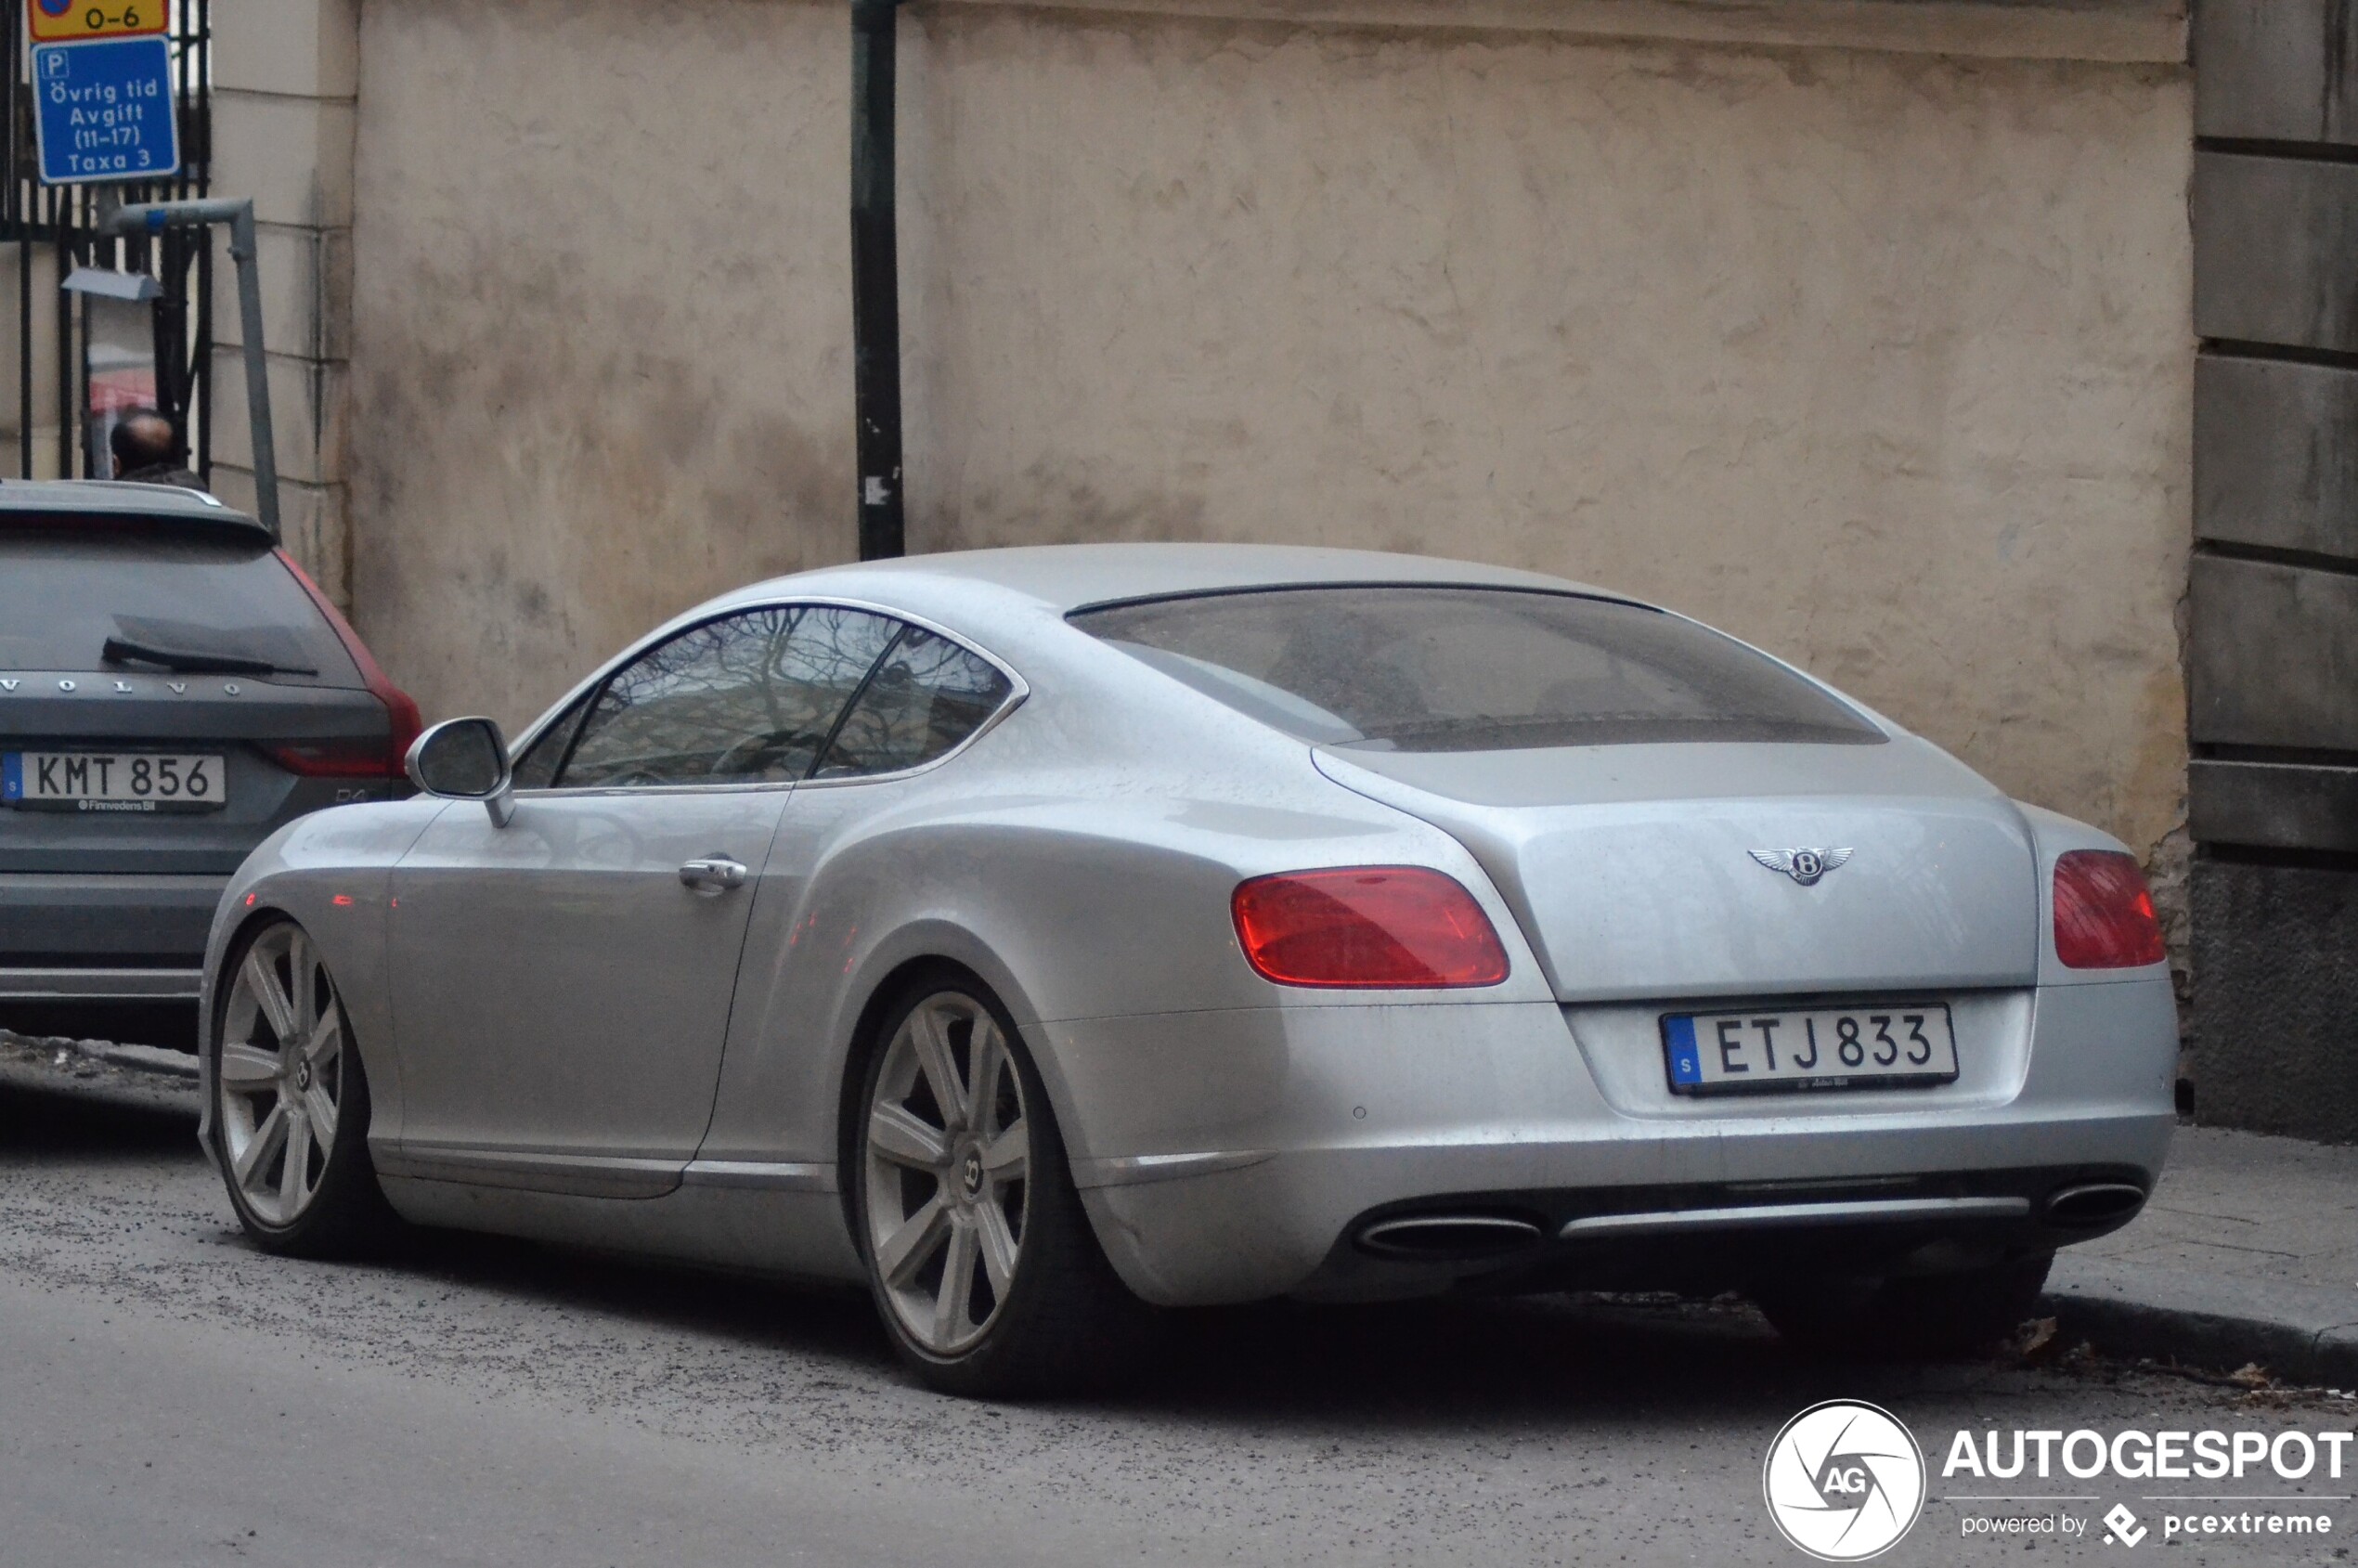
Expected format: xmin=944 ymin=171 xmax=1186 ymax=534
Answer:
xmin=2048 ymin=1125 xmax=2358 ymax=1386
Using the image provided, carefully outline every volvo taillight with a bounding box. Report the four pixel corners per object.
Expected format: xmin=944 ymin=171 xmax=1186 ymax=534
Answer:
xmin=1232 ymin=867 xmax=1510 ymax=989
xmin=263 ymin=738 xmax=415 ymax=779
xmin=273 ymin=548 xmax=422 ymax=779
xmin=2053 ymin=849 xmax=2165 ymax=969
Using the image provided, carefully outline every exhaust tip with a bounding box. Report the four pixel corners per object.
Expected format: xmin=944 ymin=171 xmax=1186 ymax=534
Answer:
xmin=1355 ymin=1214 xmax=1545 ymax=1262
xmin=2044 ymin=1182 xmax=2147 ymax=1228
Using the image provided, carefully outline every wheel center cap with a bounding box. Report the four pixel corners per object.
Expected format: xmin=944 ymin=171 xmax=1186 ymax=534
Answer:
xmin=293 ymin=1060 xmax=312 ymax=1094
xmin=960 ymin=1149 xmax=984 ymax=1199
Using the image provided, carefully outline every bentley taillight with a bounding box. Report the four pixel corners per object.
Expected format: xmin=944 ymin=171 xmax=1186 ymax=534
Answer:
xmin=2053 ymin=849 xmax=2165 ymax=969
xmin=1232 ymin=867 xmax=1510 ymax=989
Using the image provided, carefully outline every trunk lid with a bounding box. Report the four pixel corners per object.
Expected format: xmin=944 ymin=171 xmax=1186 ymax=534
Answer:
xmin=0 ymin=518 xmax=396 ymax=875
xmin=1315 ymin=738 xmax=2039 ymax=1001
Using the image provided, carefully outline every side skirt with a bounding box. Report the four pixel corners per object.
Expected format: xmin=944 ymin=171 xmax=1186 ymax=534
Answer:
xmin=376 ymin=1169 xmax=862 ymax=1284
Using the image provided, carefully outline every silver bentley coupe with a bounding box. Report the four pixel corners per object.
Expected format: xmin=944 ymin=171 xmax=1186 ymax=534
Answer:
xmin=197 ymin=544 xmax=2176 ymax=1394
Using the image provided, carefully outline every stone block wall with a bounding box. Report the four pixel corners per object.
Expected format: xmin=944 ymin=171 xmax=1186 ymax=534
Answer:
xmin=205 ymin=0 xmax=359 ymax=603
xmin=2186 ymin=0 xmax=2358 ymax=1142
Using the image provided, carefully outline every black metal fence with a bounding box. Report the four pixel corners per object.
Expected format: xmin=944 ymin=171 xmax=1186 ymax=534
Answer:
xmin=0 ymin=0 xmax=209 ymax=482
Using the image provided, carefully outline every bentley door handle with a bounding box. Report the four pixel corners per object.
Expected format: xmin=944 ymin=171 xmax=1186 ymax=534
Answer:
xmin=679 ymin=855 xmax=749 ymax=894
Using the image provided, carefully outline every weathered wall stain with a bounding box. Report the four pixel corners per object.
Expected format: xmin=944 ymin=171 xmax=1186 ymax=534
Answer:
xmin=2326 ymin=0 xmax=2352 ymax=139
xmin=349 ymin=0 xmax=854 ymax=729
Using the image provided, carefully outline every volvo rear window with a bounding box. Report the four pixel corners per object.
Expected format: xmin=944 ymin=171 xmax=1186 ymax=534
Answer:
xmin=0 ymin=521 xmax=361 ymax=686
xmin=1071 ymin=586 xmax=1885 ymax=752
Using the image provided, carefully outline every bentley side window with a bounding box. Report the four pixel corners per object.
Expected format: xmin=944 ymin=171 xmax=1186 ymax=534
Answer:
xmin=555 ymin=606 xmax=900 ymax=789
xmin=813 ymin=625 xmax=1014 ymax=780
xmin=509 ymin=688 xmax=594 ymax=790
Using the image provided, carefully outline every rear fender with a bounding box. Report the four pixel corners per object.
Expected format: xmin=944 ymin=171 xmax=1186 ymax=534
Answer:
xmin=817 ymin=921 xmax=1068 ymax=1212
xmin=701 ymin=801 xmax=1553 ymax=1182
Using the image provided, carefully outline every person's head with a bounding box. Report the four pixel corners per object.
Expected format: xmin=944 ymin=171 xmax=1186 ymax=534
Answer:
xmin=110 ymin=408 xmax=176 ymax=476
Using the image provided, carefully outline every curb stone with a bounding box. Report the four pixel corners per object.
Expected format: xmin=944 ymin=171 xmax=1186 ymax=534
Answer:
xmin=2046 ymin=1254 xmax=2358 ymax=1389
xmin=0 ymin=1030 xmax=199 ymax=1083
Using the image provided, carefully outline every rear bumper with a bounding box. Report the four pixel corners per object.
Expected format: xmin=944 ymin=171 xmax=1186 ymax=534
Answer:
xmin=1080 ymin=1125 xmax=2170 ymax=1305
xmin=1280 ymin=1160 xmax=2155 ymax=1302
xmin=1049 ymin=978 xmax=2179 ymax=1306
xmin=0 ymin=873 xmax=224 ymax=998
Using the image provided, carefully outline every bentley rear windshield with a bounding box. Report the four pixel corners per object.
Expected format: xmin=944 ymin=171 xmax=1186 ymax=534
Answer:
xmin=1069 ymin=585 xmax=1885 ymax=753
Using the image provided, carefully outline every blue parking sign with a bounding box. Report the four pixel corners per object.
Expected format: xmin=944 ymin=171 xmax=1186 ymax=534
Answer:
xmin=32 ymin=37 xmax=180 ymax=186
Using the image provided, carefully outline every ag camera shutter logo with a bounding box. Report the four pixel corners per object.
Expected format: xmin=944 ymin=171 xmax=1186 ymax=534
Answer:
xmin=1763 ymin=1400 xmax=1928 ymax=1561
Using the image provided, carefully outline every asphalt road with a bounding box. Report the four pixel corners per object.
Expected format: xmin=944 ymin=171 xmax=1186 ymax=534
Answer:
xmin=1 ymin=1058 xmax=2350 ymax=1568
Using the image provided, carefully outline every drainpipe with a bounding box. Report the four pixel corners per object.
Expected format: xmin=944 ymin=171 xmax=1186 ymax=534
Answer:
xmin=850 ymin=0 xmax=905 ymax=562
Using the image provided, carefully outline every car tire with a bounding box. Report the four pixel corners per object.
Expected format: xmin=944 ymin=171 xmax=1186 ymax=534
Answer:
xmin=210 ymin=917 xmax=398 ymax=1258
xmin=1757 ymin=1251 xmax=2054 ymax=1360
xmin=851 ymin=970 xmax=1151 ymax=1397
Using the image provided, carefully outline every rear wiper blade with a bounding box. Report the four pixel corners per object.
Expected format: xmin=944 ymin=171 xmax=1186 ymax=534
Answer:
xmin=100 ymin=635 xmax=315 ymax=678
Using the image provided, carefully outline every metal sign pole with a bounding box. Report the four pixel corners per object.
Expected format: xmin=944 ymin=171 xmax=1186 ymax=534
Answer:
xmin=96 ymin=195 xmax=277 ymax=541
xmin=850 ymin=0 xmax=905 ymax=562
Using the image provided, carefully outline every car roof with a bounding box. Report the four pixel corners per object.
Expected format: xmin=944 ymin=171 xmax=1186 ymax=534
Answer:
xmin=524 ymin=543 xmax=1667 ymax=748
xmin=0 ymin=478 xmax=269 ymax=541
xmin=743 ymin=542 xmax=1636 ymax=617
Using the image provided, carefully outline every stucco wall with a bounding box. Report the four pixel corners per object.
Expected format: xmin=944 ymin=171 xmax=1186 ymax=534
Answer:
xmin=348 ymin=0 xmax=2192 ymax=861
xmin=348 ymin=0 xmax=856 ymax=714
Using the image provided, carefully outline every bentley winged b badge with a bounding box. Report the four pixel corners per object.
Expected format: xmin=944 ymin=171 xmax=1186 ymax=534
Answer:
xmin=1749 ymin=847 xmax=1854 ymax=887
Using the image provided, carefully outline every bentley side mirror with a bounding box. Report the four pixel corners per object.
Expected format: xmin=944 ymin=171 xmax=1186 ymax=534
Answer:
xmin=405 ymin=717 xmax=515 ymax=828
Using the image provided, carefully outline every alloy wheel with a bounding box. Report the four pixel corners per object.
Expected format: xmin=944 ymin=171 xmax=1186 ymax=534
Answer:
xmin=217 ymin=923 xmax=348 ymax=1226
xmin=862 ymin=991 xmax=1032 ymax=1356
